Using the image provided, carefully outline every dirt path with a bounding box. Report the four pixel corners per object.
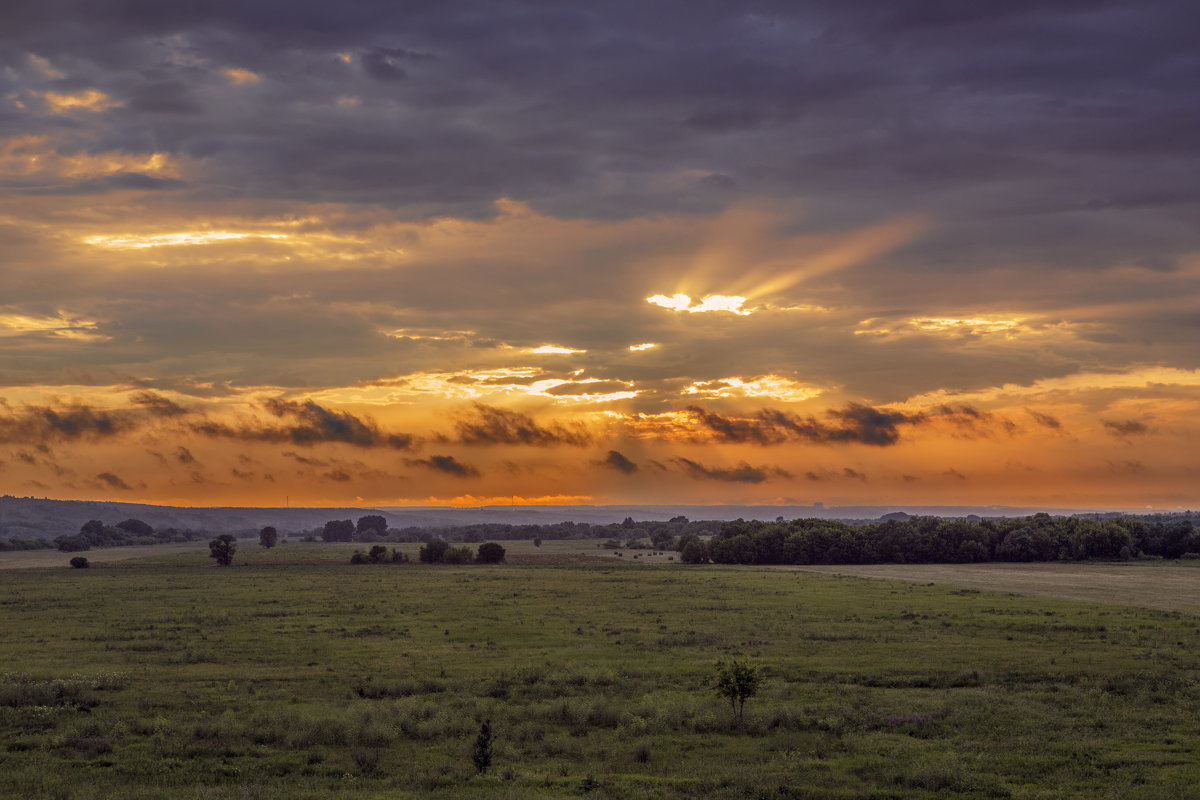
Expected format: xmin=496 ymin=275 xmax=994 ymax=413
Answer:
xmin=791 ymin=562 xmax=1200 ymax=615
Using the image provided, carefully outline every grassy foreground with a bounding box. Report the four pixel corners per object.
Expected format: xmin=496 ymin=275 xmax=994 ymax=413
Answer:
xmin=2 ymin=544 xmax=1199 ymax=799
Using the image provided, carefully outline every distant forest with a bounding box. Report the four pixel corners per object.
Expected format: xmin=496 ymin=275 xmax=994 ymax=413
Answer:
xmin=3 ymin=509 xmax=1196 ymax=566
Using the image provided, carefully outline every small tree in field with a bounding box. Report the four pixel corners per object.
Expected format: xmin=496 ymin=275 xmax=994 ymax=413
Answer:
xmin=209 ymin=534 xmax=237 ymax=566
xmin=714 ymin=659 xmax=760 ymax=724
xmin=69 ymin=556 xmax=90 ymax=569
xmin=259 ymin=526 xmax=278 ymax=549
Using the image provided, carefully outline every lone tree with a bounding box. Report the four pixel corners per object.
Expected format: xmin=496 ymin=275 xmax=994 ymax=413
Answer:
xmin=259 ymin=526 xmax=278 ymax=549
xmin=209 ymin=533 xmax=237 ymax=566
xmin=69 ymin=556 xmax=90 ymax=569
xmin=714 ymin=659 xmax=760 ymax=724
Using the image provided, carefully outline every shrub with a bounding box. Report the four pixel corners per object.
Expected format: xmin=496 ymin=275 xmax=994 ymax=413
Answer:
xmin=714 ymin=659 xmax=760 ymax=723
xmin=472 ymin=720 xmax=494 ymax=774
xmin=208 ymin=534 xmax=237 ymax=566
xmin=681 ymin=538 xmax=709 ymax=564
xmin=419 ymin=539 xmax=449 ymax=563
xmin=443 ymin=545 xmax=474 ymax=565
xmin=69 ymin=557 xmax=90 ymax=569
xmin=477 ymin=542 xmax=506 ymax=564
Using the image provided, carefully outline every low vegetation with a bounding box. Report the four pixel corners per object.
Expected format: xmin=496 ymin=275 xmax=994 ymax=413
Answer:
xmin=1 ymin=545 xmax=1199 ymax=798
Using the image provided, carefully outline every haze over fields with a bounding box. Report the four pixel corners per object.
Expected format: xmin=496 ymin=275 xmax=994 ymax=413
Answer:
xmin=1 ymin=2 xmax=1198 ymax=510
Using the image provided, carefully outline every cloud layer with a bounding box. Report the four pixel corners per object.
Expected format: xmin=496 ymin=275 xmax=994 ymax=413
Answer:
xmin=0 ymin=2 xmax=1197 ymax=508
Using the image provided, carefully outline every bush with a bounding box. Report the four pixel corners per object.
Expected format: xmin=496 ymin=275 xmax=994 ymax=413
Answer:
xmin=714 ymin=659 xmax=760 ymax=723
xmin=472 ymin=720 xmax=494 ymax=774
xmin=208 ymin=534 xmax=237 ymax=566
xmin=681 ymin=538 xmax=709 ymax=564
xmin=419 ymin=539 xmax=449 ymax=563
xmin=477 ymin=542 xmax=506 ymax=564
xmin=69 ymin=556 xmax=90 ymax=569
xmin=443 ymin=545 xmax=474 ymax=565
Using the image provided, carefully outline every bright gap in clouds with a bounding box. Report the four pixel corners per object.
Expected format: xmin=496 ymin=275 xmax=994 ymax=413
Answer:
xmin=647 ymin=293 xmax=751 ymax=315
xmin=86 ymin=232 xmax=290 ymax=249
xmin=531 ymin=345 xmax=586 ymax=355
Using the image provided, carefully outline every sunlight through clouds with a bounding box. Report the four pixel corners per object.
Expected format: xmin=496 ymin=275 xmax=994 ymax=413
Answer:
xmin=647 ymin=294 xmax=751 ymax=315
xmin=85 ymin=232 xmax=290 ymax=249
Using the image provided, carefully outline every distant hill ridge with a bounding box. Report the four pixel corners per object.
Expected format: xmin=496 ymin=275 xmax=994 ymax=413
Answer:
xmin=0 ymin=495 xmax=1147 ymax=540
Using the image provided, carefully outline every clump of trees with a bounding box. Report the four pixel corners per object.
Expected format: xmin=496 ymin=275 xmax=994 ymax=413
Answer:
xmin=69 ymin=556 xmax=89 ymax=569
xmin=259 ymin=526 xmax=278 ymax=549
xmin=55 ymin=519 xmax=208 ymax=552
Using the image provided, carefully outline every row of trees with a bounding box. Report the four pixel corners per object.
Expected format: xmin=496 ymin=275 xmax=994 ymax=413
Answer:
xmin=347 ymin=540 xmax=506 ymax=565
xmin=55 ymin=519 xmax=209 ymax=552
xmin=677 ymin=514 xmax=1198 ymax=566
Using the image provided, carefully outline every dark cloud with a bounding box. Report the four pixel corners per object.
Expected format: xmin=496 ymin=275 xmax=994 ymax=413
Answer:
xmin=679 ymin=403 xmax=925 ymax=447
xmin=96 ymin=471 xmax=133 ymax=490
xmin=193 ymin=399 xmax=417 ymax=449
xmin=842 ymin=467 xmax=866 ymax=481
xmin=456 ymin=403 xmax=591 ymax=447
xmin=283 ymin=451 xmax=328 ymax=467
xmin=1026 ymin=409 xmax=1062 ymax=430
xmin=360 ymin=47 xmax=430 ymax=81
xmin=127 ymin=80 xmax=204 ymax=114
xmin=406 ymin=454 xmax=480 ymax=478
xmin=943 ymin=469 xmax=967 ymax=480
xmin=175 ymin=446 xmax=196 ymax=464
xmin=324 ymin=469 xmax=352 ymax=482
xmin=673 ymin=457 xmax=791 ymax=484
xmin=0 ymin=392 xmax=186 ymax=444
xmin=1103 ymin=419 xmax=1150 ymax=437
xmin=600 ymin=450 xmax=638 ymax=474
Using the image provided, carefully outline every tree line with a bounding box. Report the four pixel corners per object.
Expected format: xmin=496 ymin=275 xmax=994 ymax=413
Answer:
xmin=681 ymin=513 xmax=1198 ymax=565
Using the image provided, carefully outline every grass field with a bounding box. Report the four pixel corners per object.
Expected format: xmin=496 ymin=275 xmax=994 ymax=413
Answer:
xmin=2 ymin=542 xmax=1199 ymax=798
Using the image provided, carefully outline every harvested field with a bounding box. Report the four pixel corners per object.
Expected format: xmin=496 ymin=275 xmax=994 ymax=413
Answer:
xmin=793 ymin=561 xmax=1200 ymax=614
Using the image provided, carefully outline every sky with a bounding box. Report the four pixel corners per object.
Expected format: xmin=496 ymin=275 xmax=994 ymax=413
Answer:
xmin=1 ymin=1 xmax=1198 ymax=510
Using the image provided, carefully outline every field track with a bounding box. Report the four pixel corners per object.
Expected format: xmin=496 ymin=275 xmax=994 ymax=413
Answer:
xmin=793 ymin=562 xmax=1200 ymax=614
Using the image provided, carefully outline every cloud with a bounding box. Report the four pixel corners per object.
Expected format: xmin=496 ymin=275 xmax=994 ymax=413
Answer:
xmin=455 ymin=403 xmax=592 ymax=447
xmin=600 ymin=450 xmax=639 ymax=474
xmin=96 ymin=472 xmax=133 ymax=491
xmin=192 ymin=399 xmax=417 ymax=449
xmin=1103 ymin=419 xmax=1150 ymax=437
xmin=175 ymin=446 xmax=196 ymax=464
xmin=0 ymin=392 xmax=186 ymax=443
xmin=673 ymin=457 xmax=792 ymax=483
xmin=943 ymin=469 xmax=967 ymax=480
xmin=842 ymin=467 xmax=867 ymax=481
xmin=1025 ymin=408 xmax=1062 ymax=430
xmin=676 ymin=403 xmax=925 ymax=447
xmin=406 ymin=455 xmax=480 ymax=478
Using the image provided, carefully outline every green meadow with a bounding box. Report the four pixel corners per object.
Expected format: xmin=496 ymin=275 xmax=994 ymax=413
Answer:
xmin=2 ymin=542 xmax=1199 ymax=799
